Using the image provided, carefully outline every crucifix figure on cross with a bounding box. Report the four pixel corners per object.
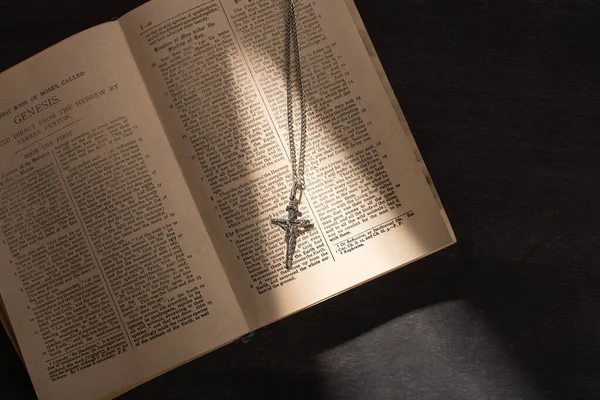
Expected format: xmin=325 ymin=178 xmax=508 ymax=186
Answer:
xmin=271 ymin=183 xmax=314 ymax=269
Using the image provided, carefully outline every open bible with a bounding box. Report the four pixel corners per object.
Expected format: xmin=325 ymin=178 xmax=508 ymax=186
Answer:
xmin=0 ymin=0 xmax=456 ymax=399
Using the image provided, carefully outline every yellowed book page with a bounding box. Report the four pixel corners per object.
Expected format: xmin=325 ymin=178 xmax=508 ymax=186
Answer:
xmin=119 ymin=0 xmax=455 ymax=330
xmin=0 ymin=22 xmax=247 ymax=400
xmin=344 ymin=0 xmax=455 ymax=236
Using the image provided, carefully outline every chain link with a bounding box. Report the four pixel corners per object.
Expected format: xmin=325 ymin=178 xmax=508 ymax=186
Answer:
xmin=285 ymin=0 xmax=307 ymax=189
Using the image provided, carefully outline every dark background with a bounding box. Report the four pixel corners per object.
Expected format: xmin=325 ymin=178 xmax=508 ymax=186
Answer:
xmin=1 ymin=0 xmax=599 ymax=399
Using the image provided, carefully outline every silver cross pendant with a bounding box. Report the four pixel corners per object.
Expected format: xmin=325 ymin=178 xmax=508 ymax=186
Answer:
xmin=271 ymin=184 xmax=314 ymax=269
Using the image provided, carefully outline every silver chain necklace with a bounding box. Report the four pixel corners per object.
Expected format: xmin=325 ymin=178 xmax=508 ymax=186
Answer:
xmin=271 ymin=0 xmax=314 ymax=270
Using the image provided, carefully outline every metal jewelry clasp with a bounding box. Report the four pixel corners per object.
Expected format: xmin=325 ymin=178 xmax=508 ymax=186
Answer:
xmin=289 ymin=182 xmax=304 ymax=205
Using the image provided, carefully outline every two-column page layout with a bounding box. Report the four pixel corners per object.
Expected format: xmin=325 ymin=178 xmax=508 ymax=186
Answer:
xmin=0 ymin=1 xmax=455 ymax=399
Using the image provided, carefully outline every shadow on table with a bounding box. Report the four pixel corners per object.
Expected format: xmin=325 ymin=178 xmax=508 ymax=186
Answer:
xmin=120 ymin=251 xmax=460 ymax=400
xmin=467 ymin=256 xmax=600 ymax=400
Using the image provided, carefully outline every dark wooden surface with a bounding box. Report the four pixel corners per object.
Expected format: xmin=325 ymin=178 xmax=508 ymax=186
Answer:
xmin=1 ymin=1 xmax=600 ymax=399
